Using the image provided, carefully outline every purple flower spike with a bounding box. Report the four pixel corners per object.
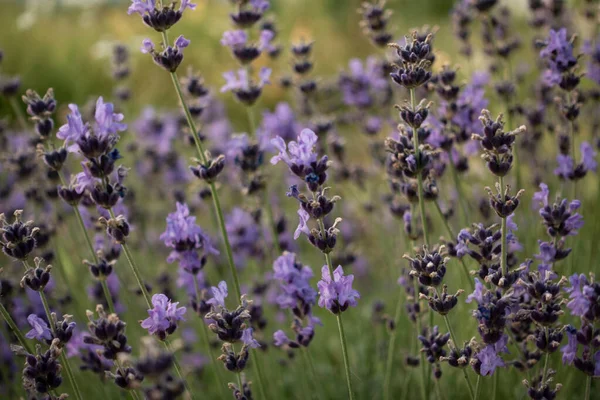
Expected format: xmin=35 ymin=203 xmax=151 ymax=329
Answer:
xmin=25 ymin=314 xmax=53 ymax=341
xmin=317 ymin=265 xmax=360 ymax=314
xmin=208 ymin=281 xmax=228 ymax=308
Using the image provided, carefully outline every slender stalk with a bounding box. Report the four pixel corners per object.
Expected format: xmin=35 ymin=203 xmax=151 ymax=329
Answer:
xmin=301 ymin=347 xmax=321 ymax=400
xmin=165 ymin=339 xmax=195 ymax=400
xmin=410 ymin=88 xmax=429 ymax=246
xmin=194 ymin=279 xmax=228 ymax=399
xmin=324 ymin=252 xmax=355 ymax=400
xmin=492 ymin=369 xmax=497 ymax=400
xmin=441 ymin=310 xmax=475 ymax=400
xmin=0 ymin=301 xmax=33 ymax=354
xmin=585 ymin=375 xmax=592 ymax=400
xmin=383 ymin=291 xmax=403 ymax=400
xmin=109 ymin=208 xmax=151 ymax=308
xmin=58 ymin=172 xmax=116 ymax=314
xmin=251 ymin=348 xmax=269 ymax=400
xmin=432 ymin=200 xmax=474 ymax=290
xmin=498 ymin=176 xmax=508 ymax=282
xmin=37 ymin=287 xmax=83 ymax=400
xmin=9 ymin=97 xmax=28 ymax=131
xmin=130 ymin=390 xmax=141 ymax=400
xmin=474 ymin=375 xmax=481 ymax=400
xmin=163 ymin=60 xmax=242 ymax=301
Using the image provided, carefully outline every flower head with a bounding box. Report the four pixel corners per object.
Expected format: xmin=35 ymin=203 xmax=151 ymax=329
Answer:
xmin=207 ymin=281 xmax=228 ymax=309
xmin=140 ymin=293 xmax=186 ymax=339
xmin=25 ymin=314 xmax=52 ymax=341
xmin=317 ymin=265 xmax=360 ymax=313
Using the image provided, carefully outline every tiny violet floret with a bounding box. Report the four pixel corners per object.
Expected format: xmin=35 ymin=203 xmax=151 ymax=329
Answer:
xmin=317 ymin=265 xmax=360 ymax=314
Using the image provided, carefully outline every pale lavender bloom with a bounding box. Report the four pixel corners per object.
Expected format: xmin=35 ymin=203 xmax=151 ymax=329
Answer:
xmin=225 ymin=207 xmax=262 ymax=266
xmin=242 ymin=328 xmax=260 ymax=348
xmin=466 ymin=278 xmax=484 ymax=304
xmin=220 ymin=67 xmax=271 ymax=93
xmin=317 ymin=265 xmax=360 ymax=312
xmin=25 ymin=314 xmax=52 ymax=341
xmin=160 ymin=202 xmax=218 ymax=255
xmin=565 ymin=273 xmax=590 ymax=317
xmin=208 ymin=281 xmax=228 ymax=308
xmin=561 ymin=326 xmax=578 ymax=364
xmin=141 ymin=38 xmax=155 ymax=54
xmin=127 ymin=0 xmax=155 ymax=15
xmin=175 ymin=35 xmax=190 ymax=49
xmin=74 ymin=164 xmax=97 ymax=194
xmin=540 ymin=28 xmax=577 ymax=84
xmin=259 ymin=102 xmax=301 ymax=144
xmin=220 ymin=30 xmax=248 ymax=49
xmin=57 ymin=104 xmax=88 ymax=144
xmin=94 ymin=97 xmax=127 ymax=138
xmin=581 ymin=141 xmax=597 ymax=172
xmin=339 ymin=57 xmax=388 ymax=108
xmin=133 ymin=107 xmax=178 ymax=155
xmin=270 ymin=128 xmax=319 ymax=168
xmin=141 ymin=294 xmax=186 ymax=335
xmin=476 ymin=335 xmax=508 ymax=376
xmin=273 ymin=252 xmax=317 ymax=309
xmin=250 ymin=0 xmax=269 ymax=12
xmin=273 ymin=330 xmax=290 ymax=347
xmin=532 ymin=182 xmax=550 ymax=210
xmin=293 ymin=208 xmax=311 ymax=240
xmin=554 ymin=154 xmax=574 ymax=179
xmin=259 ymin=30 xmax=276 ymax=52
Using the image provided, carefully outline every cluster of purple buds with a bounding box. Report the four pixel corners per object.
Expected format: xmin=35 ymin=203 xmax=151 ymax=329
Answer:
xmin=111 ymin=44 xmax=131 ymax=101
xmin=485 ymin=182 xmax=524 ymax=219
xmin=127 ymin=0 xmax=196 ymax=32
xmin=289 ymin=40 xmax=317 ymax=96
xmin=227 ymin=133 xmax=267 ymax=195
xmin=466 ymin=279 xmax=510 ymax=345
xmin=338 ymin=57 xmax=389 ymax=110
xmin=389 ymin=31 xmax=433 ymax=89
xmin=160 ymin=202 xmax=217 ymax=275
xmin=21 ymin=88 xmax=56 ymax=139
xmin=221 ymin=67 xmax=271 ymax=106
xmin=141 ymin=35 xmax=190 ymax=73
xmin=205 ymin=281 xmax=260 ymax=373
xmin=17 ymin=341 xmax=65 ymax=397
xmin=230 ymin=0 xmax=269 ymax=28
xmin=418 ymin=325 xmax=449 ymax=379
xmin=0 ymin=210 xmax=40 ymax=260
xmin=180 ymin=68 xmax=210 ymax=119
xmin=140 ymin=293 xmax=186 ymax=341
xmin=539 ymin=28 xmax=580 ymax=90
xmin=20 ymin=257 xmax=52 ymax=292
xmin=358 ymin=0 xmax=393 ymax=48
xmin=561 ymin=321 xmax=600 ymax=376
xmin=228 ymin=374 xmax=253 ymax=400
xmin=221 ymin=29 xmax=274 ymax=65
xmin=83 ymin=305 xmax=132 ymax=360
xmin=555 ymin=141 xmax=597 ymax=182
xmin=533 ymin=183 xmax=583 ymax=268
xmin=473 ymin=110 xmax=526 ymax=177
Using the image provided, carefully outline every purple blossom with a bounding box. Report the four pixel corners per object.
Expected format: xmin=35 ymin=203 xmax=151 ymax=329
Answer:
xmin=476 ymin=335 xmax=508 ymax=376
xmin=160 ymin=202 xmax=218 ymax=256
xmin=554 ymin=154 xmax=574 ymax=179
xmin=220 ymin=30 xmax=248 ymax=50
xmin=128 ymin=0 xmax=195 ymax=16
xmin=317 ymin=265 xmax=360 ymax=313
xmin=293 ymin=208 xmax=311 ymax=240
xmin=581 ymin=141 xmax=597 ymax=172
xmin=339 ymin=57 xmax=388 ymax=108
xmin=95 ymin=97 xmax=127 ymax=137
xmin=25 ymin=314 xmax=52 ymax=341
xmin=561 ymin=326 xmax=578 ymax=365
xmin=273 ymin=330 xmax=290 ymax=347
xmin=466 ymin=278 xmax=484 ymax=304
xmin=133 ymin=107 xmax=178 ymax=155
xmin=225 ymin=207 xmax=263 ymax=266
xmin=140 ymin=293 xmax=186 ymax=336
xmin=532 ymin=183 xmax=549 ymax=210
xmin=259 ymin=102 xmax=301 ymax=144
xmin=272 ymin=252 xmax=317 ymax=310
xmin=540 ymin=28 xmax=577 ymax=84
xmin=220 ymin=67 xmax=271 ymax=93
xmin=207 ymin=281 xmax=228 ymax=308
xmin=565 ymin=273 xmax=590 ymax=317
xmin=271 ymin=128 xmax=318 ymax=168
xmin=57 ymin=104 xmax=88 ymax=144
xmin=259 ymin=30 xmax=276 ymax=52
xmin=241 ymin=328 xmax=260 ymax=348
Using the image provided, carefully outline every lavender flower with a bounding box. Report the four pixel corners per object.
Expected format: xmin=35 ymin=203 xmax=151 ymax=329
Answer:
xmin=272 ymin=252 xmax=317 ymax=311
xmin=25 ymin=314 xmax=52 ymax=341
xmin=317 ymin=265 xmax=360 ymax=314
xmin=473 ymin=335 xmax=508 ymax=376
xmin=141 ymin=35 xmax=190 ymax=72
xmin=207 ymin=281 xmax=228 ymax=308
xmin=140 ymin=293 xmax=187 ymax=340
xmin=539 ymin=28 xmax=577 ymax=84
xmin=128 ymin=0 xmax=196 ymax=32
xmin=220 ymin=67 xmax=271 ymax=105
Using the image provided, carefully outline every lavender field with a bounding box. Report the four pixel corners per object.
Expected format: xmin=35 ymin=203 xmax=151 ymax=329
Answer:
xmin=0 ymin=0 xmax=599 ymax=399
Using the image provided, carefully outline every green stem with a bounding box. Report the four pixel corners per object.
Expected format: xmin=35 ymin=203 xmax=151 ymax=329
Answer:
xmin=383 ymin=291 xmax=403 ymax=400
xmin=164 ymin=339 xmax=195 ymax=400
xmin=474 ymin=375 xmax=481 ymax=400
xmin=251 ymin=348 xmax=269 ymax=400
xmin=499 ymin=176 xmax=508 ymax=283
xmin=324 ymin=252 xmax=355 ymax=400
xmin=38 ymin=290 xmax=83 ymax=400
xmin=302 ymin=347 xmax=321 ymax=400
xmin=59 ymin=173 xmax=116 ymax=314
xmin=585 ymin=375 xmax=591 ymax=400
xmin=9 ymin=97 xmax=28 ymax=131
xmin=441 ymin=312 xmax=474 ymax=400
xmin=109 ymin=208 xmax=151 ymax=308
xmin=164 ymin=60 xmax=241 ymax=301
xmin=432 ymin=201 xmax=474 ymax=290
xmin=413 ymin=276 xmax=428 ymax=400
xmin=410 ymin=88 xmax=429 ymax=247
xmin=0 ymin=302 xmax=33 ymax=354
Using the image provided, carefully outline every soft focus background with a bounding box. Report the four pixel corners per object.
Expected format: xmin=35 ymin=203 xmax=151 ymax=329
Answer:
xmin=1 ymin=0 xmax=599 ymax=399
